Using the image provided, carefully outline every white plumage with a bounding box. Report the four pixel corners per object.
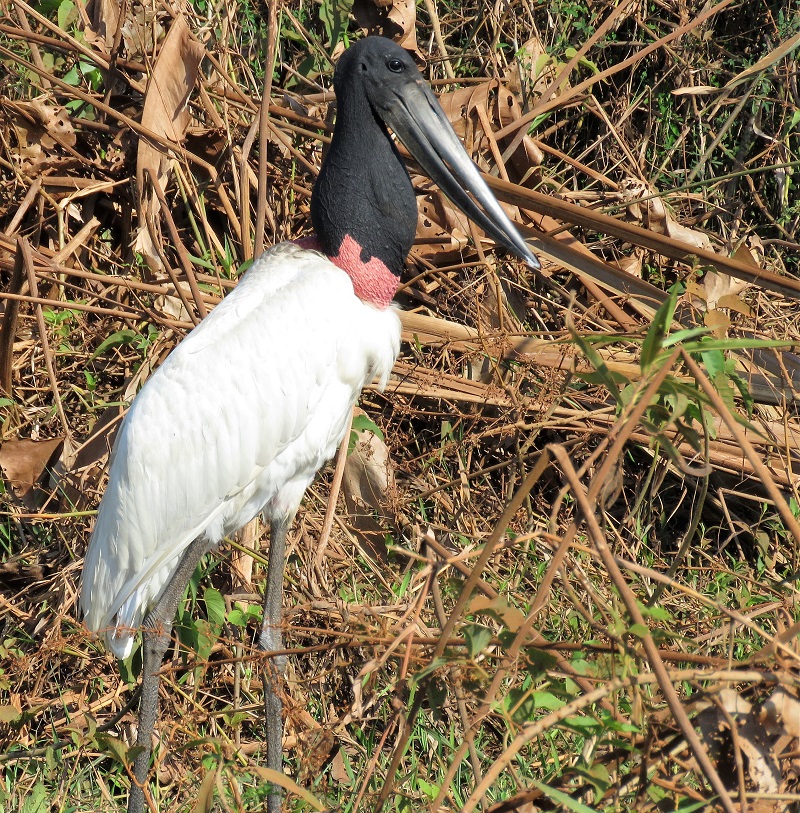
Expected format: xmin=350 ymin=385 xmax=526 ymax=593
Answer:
xmin=81 ymin=242 xmax=400 ymax=657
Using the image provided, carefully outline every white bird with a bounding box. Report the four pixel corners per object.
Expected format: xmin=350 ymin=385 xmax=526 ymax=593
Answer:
xmin=80 ymin=35 xmax=539 ymax=813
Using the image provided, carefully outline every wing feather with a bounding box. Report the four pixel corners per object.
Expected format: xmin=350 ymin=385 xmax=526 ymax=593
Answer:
xmin=81 ymin=243 xmax=400 ymax=657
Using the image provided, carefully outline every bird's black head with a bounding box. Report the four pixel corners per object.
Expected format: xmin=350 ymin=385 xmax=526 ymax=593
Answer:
xmin=311 ymin=36 xmax=539 ymax=306
xmin=333 ymin=36 xmax=424 ymax=109
xmin=311 ymin=38 xmax=420 ymax=289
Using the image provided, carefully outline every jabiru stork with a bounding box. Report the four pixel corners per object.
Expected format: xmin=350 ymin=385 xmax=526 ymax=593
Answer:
xmin=80 ymin=35 xmax=539 ymax=813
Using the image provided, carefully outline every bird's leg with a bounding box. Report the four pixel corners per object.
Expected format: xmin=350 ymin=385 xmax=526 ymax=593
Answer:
xmin=127 ymin=535 xmax=211 ymax=813
xmin=258 ymin=515 xmax=290 ymax=813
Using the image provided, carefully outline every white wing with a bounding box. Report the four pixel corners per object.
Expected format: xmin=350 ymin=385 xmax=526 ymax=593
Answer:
xmin=81 ymin=242 xmax=400 ymax=657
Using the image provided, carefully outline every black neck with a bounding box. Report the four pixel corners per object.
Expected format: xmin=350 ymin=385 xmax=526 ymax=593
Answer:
xmin=311 ymin=88 xmax=417 ymax=277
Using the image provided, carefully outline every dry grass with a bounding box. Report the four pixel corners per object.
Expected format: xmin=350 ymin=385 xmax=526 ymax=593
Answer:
xmin=1 ymin=0 xmax=800 ymax=811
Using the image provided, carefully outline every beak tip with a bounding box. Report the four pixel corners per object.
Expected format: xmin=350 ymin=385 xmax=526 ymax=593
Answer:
xmin=526 ymin=253 xmax=541 ymax=271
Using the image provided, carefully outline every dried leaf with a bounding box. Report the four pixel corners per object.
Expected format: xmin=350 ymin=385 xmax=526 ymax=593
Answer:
xmin=671 ymin=85 xmax=718 ymax=96
xmin=342 ymin=408 xmax=394 ymax=561
xmin=28 ymin=100 xmax=76 ymax=148
xmin=7 ymin=100 xmax=77 ymax=170
xmin=352 ymin=0 xmax=420 ymax=55
xmin=613 ymin=253 xmax=643 ymax=278
xmin=702 ymin=270 xmax=749 ymax=311
xmin=468 ymin=595 xmax=525 ymax=632
xmin=505 ymin=36 xmax=548 ymax=97
xmin=704 ymin=309 xmax=731 ymax=338
xmin=716 ymin=293 xmax=753 ymax=317
xmin=620 ymin=178 xmax=713 ymax=251
xmin=697 ymin=689 xmax=782 ymax=795
xmin=0 ymin=437 xmax=63 ymax=499
xmin=154 ymin=280 xmax=194 ymax=321
xmin=329 ymin=750 xmax=349 ymax=783
xmin=438 ymin=81 xmax=542 ymax=178
xmin=84 ymin=0 xmax=123 ymax=51
xmin=723 ymin=30 xmax=800 ymax=91
xmin=119 ymin=2 xmax=165 ymax=62
xmin=387 ymin=0 xmax=417 ymax=51
xmin=762 ymin=688 xmax=800 ymax=739
xmin=134 ymin=15 xmax=204 ymax=271
xmin=193 ymin=764 xmax=217 ymax=813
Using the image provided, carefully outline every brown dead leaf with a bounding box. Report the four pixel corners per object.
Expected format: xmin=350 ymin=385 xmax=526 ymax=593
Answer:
xmin=352 ymin=0 xmax=420 ymax=56
xmin=688 ymin=269 xmax=752 ymax=322
xmin=59 ymin=404 xmax=123 ymax=508
xmin=28 ymin=100 xmax=77 ymax=149
xmin=154 ymin=280 xmax=194 ymax=322
xmin=505 ymin=37 xmax=547 ymax=97
xmin=468 ymin=595 xmax=525 ymax=632
xmin=0 ymin=437 xmax=63 ymax=499
xmin=295 ymin=727 xmax=336 ymax=785
xmin=7 ymin=100 xmax=77 ymax=170
xmin=733 ymin=235 xmax=766 ymax=269
xmin=613 ymin=253 xmax=643 ymax=278
xmin=120 ymin=1 xmax=165 ymax=62
xmin=671 ymin=85 xmax=719 ymax=96
xmin=697 ymin=689 xmax=783 ymax=797
xmin=134 ymin=15 xmax=204 ymax=271
xmin=84 ymin=0 xmax=123 ymax=51
xmin=438 ymin=81 xmax=542 ymax=179
xmin=704 ymin=309 xmax=731 ymax=338
xmin=702 ymin=271 xmax=749 ymax=311
xmin=762 ymin=687 xmax=800 ymax=739
xmin=342 ymin=409 xmax=394 ymax=562
xmin=387 ymin=0 xmax=417 ymax=52
xmin=329 ymin=750 xmax=350 ymax=784
xmin=716 ymin=293 xmax=752 ymax=316
xmin=620 ymin=178 xmax=714 ymax=251
xmin=414 ymin=182 xmax=471 ymax=263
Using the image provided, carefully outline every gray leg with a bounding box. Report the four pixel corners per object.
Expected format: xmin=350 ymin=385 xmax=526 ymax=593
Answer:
xmin=258 ymin=516 xmax=290 ymax=813
xmin=127 ymin=535 xmax=211 ymax=813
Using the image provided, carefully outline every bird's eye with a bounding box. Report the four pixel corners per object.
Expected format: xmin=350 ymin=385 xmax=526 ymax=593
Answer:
xmin=387 ymin=58 xmax=404 ymax=73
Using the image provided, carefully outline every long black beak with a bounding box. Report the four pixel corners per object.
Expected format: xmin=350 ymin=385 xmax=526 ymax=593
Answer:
xmin=379 ymin=79 xmax=540 ymax=270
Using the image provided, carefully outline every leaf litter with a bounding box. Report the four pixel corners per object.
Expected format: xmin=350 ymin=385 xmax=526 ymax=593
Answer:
xmin=1 ymin=0 xmax=800 ymax=811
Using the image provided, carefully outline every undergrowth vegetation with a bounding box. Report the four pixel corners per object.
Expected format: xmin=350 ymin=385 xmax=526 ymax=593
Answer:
xmin=1 ymin=0 xmax=800 ymax=811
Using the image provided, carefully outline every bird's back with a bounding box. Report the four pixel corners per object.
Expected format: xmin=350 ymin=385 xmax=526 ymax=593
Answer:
xmin=81 ymin=242 xmax=400 ymax=658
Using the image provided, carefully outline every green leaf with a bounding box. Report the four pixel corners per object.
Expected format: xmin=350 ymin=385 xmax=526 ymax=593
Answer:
xmin=20 ymin=783 xmax=48 ymax=813
xmin=463 ymin=624 xmax=493 ymax=658
xmin=409 ymin=657 xmax=448 ymax=687
xmin=699 ymin=348 xmax=726 ymax=379
xmin=319 ymin=0 xmax=355 ymax=47
xmin=203 ymin=587 xmax=226 ymax=629
xmin=95 ymin=732 xmax=130 ymax=766
xmin=661 ymin=326 xmax=709 ymax=346
xmin=532 ymin=780 xmax=601 ymax=813
xmin=193 ymin=618 xmax=216 ymax=662
xmin=533 ymin=691 xmax=566 ymax=711
xmin=426 ymin=677 xmax=447 ymax=721
xmin=57 ymin=0 xmax=77 ymax=31
xmin=524 ymin=647 xmax=559 ymax=676
xmin=505 ymin=687 xmax=536 ymax=722
xmin=227 ymin=608 xmax=248 ymax=628
xmin=641 ymin=292 xmax=677 ymax=372
xmin=92 ymin=328 xmax=139 ymax=359
xmin=563 ymin=715 xmax=602 ymax=732
xmin=417 ymin=778 xmax=440 ymax=801
xmin=352 ymin=413 xmax=384 ymax=440
xmin=348 ymin=412 xmax=384 ymax=454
